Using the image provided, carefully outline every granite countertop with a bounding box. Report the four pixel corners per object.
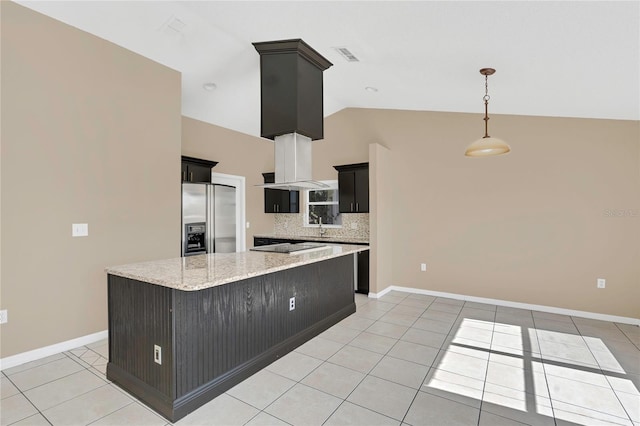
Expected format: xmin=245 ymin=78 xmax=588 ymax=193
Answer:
xmin=106 ymin=244 xmax=369 ymax=291
xmin=254 ymin=233 xmax=369 ymax=245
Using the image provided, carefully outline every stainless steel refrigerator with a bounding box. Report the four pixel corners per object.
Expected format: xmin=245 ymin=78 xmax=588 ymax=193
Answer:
xmin=181 ymin=183 xmax=237 ymax=256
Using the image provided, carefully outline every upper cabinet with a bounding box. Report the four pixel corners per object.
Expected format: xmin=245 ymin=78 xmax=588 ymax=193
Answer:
xmin=334 ymin=163 xmax=369 ymax=213
xmin=181 ymin=156 xmax=218 ymax=183
xmin=262 ymin=173 xmax=300 ymax=213
xmin=253 ymin=39 xmax=332 ymax=141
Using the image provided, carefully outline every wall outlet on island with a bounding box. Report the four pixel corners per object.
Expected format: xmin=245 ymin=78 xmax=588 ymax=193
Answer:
xmin=154 ymin=345 xmax=162 ymax=365
xmin=597 ymin=278 xmax=606 ymax=289
xmin=289 ymin=297 xmax=295 ymax=311
xmin=0 ymin=310 xmax=7 ymax=324
xmin=420 ymin=263 xmax=427 ymax=272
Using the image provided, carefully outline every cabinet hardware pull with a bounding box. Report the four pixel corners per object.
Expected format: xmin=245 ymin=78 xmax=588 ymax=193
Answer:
xmin=183 ymin=171 xmax=186 ymax=181
xmin=356 ymin=203 xmax=359 ymax=212
xmin=190 ymin=172 xmax=193 ymax=181
xmin=351 ymin=203 xmax=353 ymax=212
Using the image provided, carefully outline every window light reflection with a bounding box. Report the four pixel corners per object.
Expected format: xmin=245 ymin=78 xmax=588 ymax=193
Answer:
xmin=422 ymin=317 xmax=638 ymax=424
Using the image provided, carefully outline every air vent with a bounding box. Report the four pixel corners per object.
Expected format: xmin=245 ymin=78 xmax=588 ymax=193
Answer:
xmin=159 ymin=15 xmax=186 ymax=36
xmin=333 ymin=47 xmax=359 ymax=62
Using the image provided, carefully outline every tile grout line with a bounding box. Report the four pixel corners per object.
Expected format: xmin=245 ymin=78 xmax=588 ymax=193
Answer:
xmin=249 ymin=293 xmax=430 ymax=425
xmin=531 ymin=312 xmax=560 ymax=426
xmin=614 ymin=322 xmax=640 ymax=352
xmin=6 ymin=348 xmax=108 ymax=426
xmin=5 ymin=294 xmax=637 ymax=426
xmin=251 ymin=331 xmax=360 ymax=425
xmin=474 ymin=302 xmax=496 ymax=426
xmin=3 ymin=372 xmax=51 ymax=425
xmin=577 ymin=318 xmax=638 ymax=425
xmin=315 ymin=295 xmax=387 ymax=425
xmin=346 ymin=293 xmax=430 ymax=425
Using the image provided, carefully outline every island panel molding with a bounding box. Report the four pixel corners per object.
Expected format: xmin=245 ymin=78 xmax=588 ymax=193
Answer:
xmin=107 ymin=253 xmax=358 ymax=422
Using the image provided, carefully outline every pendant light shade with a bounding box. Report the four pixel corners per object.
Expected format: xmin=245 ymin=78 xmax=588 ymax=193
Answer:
xmin=465 ymin=68 xmax=510 ymax=157
xmin=465 ymin=136 xmax=510 ymax=157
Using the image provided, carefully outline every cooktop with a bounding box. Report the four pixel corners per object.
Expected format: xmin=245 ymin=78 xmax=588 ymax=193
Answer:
xmin=250 ymin=242 xmax=328 ymax=254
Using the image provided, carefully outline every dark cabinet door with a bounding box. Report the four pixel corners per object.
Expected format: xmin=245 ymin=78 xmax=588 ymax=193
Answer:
xmin=263 ymin=172 xmax=299 ymax=213
xmin=356 ymin=250 xmax=370 ymax=294
xmin=181 ymin=162 xmax=189 ymax=182
xmin=354 ymin=168 xmax=369 ymax=213
xmin=335 ymin=163 xmax=368 ymax=213
xmin=181 ymin=156 xmax=217 ymax=183
xmin=264 ymin=189 xmax=282 ymax=213
xmin=187 ymin=163 xmax=212 ymax=183
xmin=338 ymin=171 xmax=356 ymax=213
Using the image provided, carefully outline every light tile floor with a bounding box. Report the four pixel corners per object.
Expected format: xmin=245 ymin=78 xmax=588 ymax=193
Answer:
xmin=2 ymin=292 xmax=639 ymax=425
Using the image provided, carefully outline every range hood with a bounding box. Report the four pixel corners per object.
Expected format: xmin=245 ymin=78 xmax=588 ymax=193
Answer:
xmin=253 ymin=39 xmax=333 ymax=190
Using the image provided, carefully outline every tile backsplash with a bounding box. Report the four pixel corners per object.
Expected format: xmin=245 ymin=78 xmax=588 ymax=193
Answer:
xmin=274 ymin=212 xmax=369 ymax=241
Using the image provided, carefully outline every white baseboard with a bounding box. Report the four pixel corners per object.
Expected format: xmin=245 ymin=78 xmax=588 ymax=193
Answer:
xmin=0 ymin=330 xmax=108 ymax=371
xmin=370 ymin=285 xmax=639 ymax=326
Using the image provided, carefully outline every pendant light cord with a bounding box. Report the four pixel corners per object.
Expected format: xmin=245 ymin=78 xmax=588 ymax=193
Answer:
xmin=483 ymin=74 xmax=490 ymax=139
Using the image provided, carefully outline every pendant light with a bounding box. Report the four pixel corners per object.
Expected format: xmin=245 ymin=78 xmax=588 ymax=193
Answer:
xmin=465 ymin=68 xmax=511 ymax=157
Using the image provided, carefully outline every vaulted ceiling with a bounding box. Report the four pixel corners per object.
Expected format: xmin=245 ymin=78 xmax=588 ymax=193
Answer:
xmin=18 ymin=1 xmax=640 ymax=137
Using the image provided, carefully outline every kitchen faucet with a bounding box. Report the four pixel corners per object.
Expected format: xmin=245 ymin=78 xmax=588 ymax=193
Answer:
xmin=319 ymin=217 xmax=327 ymax=237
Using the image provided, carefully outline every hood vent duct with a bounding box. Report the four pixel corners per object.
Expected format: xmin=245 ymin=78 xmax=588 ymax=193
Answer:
xmin=253 ymin=39 xmax=332 ymax=190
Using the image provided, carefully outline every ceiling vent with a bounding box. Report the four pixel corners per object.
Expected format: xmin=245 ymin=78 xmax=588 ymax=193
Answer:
xmin=333 ymin=47 xmax=359 ymax=62
xmin=159 ymin=15 xmax=186 ymax=36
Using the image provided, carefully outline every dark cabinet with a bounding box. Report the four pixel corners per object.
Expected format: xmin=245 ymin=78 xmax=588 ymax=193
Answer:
xmin=253 ymin=236 xmax=369 ymax=294
xmin=181 ymin=156 xmax=218 ymax=183
xmin=253 ymin=39 xmax=332 ymax=141
xmin=262 ymin=173 xmax=300 ymax=213
xmin=334 ymin=163 xmax=369 ymax=213
xmin=356 ymin=250 xmax=370 ymax=294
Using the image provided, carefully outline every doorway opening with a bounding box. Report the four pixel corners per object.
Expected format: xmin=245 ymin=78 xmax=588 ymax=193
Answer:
xmin=211 ymin=172 xmax=246 ymax=252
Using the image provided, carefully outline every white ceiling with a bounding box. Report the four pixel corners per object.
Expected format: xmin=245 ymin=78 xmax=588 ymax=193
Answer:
xmin=18 ymin=1 xmax=640 ymax=137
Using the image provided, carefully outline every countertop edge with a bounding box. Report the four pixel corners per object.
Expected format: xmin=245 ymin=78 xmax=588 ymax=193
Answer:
xmin=106 ymin=245 xmax=369 ymax=291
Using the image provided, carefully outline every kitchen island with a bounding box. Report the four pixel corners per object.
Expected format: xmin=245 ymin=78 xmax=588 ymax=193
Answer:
xmin=105 ymin=244 xmax=367 ymax=422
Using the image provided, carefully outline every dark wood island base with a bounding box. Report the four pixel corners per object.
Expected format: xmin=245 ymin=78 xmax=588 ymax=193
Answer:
xmin=107 ymin=254 xmax=356 ymax=422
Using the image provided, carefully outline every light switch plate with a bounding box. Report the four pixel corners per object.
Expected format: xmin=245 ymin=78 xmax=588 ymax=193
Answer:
xmin=72 ymin=223 xmax=88 ymax=237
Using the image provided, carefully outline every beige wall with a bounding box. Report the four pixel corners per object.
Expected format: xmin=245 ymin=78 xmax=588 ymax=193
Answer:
xmin=369 ymin=143 xmax=393 ymax=295
xmin=1 ymin=3 xmax=637 ymax=363
xmin=181 ymin=117 xmax=275 ymax=248
xmin=316 ymin=108 xmax=639 ymax=318
xmin=0 ymin=3 xmax=182 ymax=357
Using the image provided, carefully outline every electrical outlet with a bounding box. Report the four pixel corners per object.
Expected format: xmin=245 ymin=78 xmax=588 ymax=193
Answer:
xmin=420 ymin=263 xmax=427 ymax=272
xmin=597 ymin=278 xmax=606 ymax=289
xmin=72 ymin=223 xmax=88 ymax=237
xmin=289 ymin=297 xmax=295 ymax=311
xmin=0 ymin=310 xmax=7 ymax=324
xmin=154 ymin=345 xmax=162 ymax=365
xmin=246 ymin=221 xmax=250 ymax=229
